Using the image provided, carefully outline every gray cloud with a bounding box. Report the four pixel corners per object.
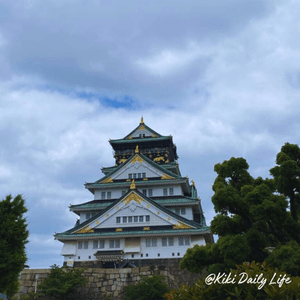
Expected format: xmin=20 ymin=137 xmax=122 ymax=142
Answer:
xmin=0 ymin=0 xmax=300 ymax=267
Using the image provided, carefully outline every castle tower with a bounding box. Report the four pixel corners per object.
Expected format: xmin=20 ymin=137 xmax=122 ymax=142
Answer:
xmin=55 ymin=119 xmax=213 ymax=268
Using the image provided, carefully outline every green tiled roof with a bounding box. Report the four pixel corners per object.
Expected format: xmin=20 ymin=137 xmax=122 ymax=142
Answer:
xmin=70 ymin=201 xmax=114 ymax=210
xmin=57 ymin=189 xmax=204 ymax=237
xmin=56 ymin=227 xmax=210 ymax=240
xmin=70 ymin=196 xmax=199 ymax=212
xmin=110 ymin=136 xmax=171 ymax=144
xmin=122 ymin=122 xmax=162 ymax=140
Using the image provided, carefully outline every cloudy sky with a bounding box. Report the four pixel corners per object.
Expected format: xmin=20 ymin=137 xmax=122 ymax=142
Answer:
xmin=1 ymin=0 xmax=299 ymax=268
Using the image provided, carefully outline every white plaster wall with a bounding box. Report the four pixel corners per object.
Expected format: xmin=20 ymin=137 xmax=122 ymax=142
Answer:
xmin=94 ymin=189 xmax=128 ymax=200
xmin=70 ymin=239 xmax=125 ymax=262
xmin=97 ymin=206 xmax=171 ymax=229
xmin=62 ymin=236 xmax=199 ymax=262
xmin=168 ymin=207 xmax=193 ymax=220
xmin=93 ymin=185 xmax=183 ymax=200
xmin=131 ymin=128 xmax=152 ymax=138
xmin=114 ymin=163 xmax=162 ymax=180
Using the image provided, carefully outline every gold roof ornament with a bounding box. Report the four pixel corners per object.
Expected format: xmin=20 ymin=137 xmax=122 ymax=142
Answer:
xmin=130 ymin=179 xmax=136 ymax=190
xmin=135 ymin=145 xmax=139 ymax=153
xmin=76 ymin=226 xmax=94 ymax=234
xmin=161 ymin=173 xmax=174 ymax=180
xmin=140 ymin=116 xmax=144 ymax=124
xmin=191 ymin=180 xmax=195 ymax=186
xmin=101 ymin=177 xmax=113 ymax=184
xmin=173 ymin=221 xmax=192 ymax=229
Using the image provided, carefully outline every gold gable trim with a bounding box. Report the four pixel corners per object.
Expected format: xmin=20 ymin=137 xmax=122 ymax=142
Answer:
xmin=173 ymin=221 xmax=192 ymax=229
xmin=139 ymin=125 xmax=145 ymax=130
xmin=101 ymin=177 xmax=113 ymax=184
xmin=122 ymin=192 xmax=144 ymax=205
xmin=76 ymin=226 xmax=94 ymax=234
xmin=161 ymin=173 xmax=174 ymax=180
xmin=116 ymin=228 xmax=123 ymax=232
xmin=130 ymin=155 xmax=143 ymax=164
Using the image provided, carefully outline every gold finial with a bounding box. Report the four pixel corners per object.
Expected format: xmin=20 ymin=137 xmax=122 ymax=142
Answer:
xmin=191 ymin=180 xmax=195 ymax=186
xmin=135 ymin=145 xmax=139 ymax=153
xmin=140 ymin=116 xmax=144 ymax=124
xmin=130 ymin=179 xmax=136 ymax=190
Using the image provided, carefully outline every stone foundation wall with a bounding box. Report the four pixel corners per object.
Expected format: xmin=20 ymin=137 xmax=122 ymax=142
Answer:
xmin=17 ymin=259 xmax=204 ymax=300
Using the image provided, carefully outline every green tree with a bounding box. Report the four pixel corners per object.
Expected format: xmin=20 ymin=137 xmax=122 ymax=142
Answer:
xmin=180 ymin=157 xmax=300 ymax=274
xmin=0 ymin=194 xmax=29 ymax=297
xmin=266 ymin=240 xmax=300 ymax=276
xmin=124 ymin=275 xmax=169 ymax=300
xmin=38 ymin=264 xmax=86 ymax=300
xmin=270 ymin=143 xmax=300 ymax=221
xmin=166 ymin=261 xmax=300 ymax=300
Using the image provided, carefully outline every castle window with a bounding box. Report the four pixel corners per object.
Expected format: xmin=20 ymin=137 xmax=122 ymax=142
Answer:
xmin=99 ymin=240 xmax=105 ymax=249
xmin=162 ymin=237 xmax=173 ymax=246
xmin=109 ymin=240 xmax=120 ymax=248
xmin=181 ymin=208 xmax=186 ymax=215
xmin=116 ymin=217 xmax=121 ymax=223
xmin=86 ymin=213 xmax=90 ymax=220
xmin=122 ymin=190 xmax=126 ymax=195
xmin=163 ymin=188 xmax=168 ymax=196
xmin=93 ymin=241 xmax=98 ymax=249
xmin=146 ymin=238 xmax=157 ymax=247
xmin=134 ymin=216 xmax=138 ymax=223
xmin=139 ymin=216 xmax=144 ymax=222
xmin=138 ymin=173 xmax=141 ymax=178
xmin=101 ymin=192 xmax=105 ymax=199
xmin=175 ymin=208 xmax=180 ymax=215
xmin=89 ymin=256 xmax=91 ymax=259
xmin=128 ymin=216 xmax=132 ymax=223
xmin=133 ymin=173 xmax=137 ymax=179
xmin=142 ymin=189 xmax=147 ymax=195
xmin=123 ymin=217 xmax=127 ymax=223
xmin=142 ymin=173 xmax=146 ymax=178
xmin=107 ymin=191 xmax=111 ymax=199
xmin=169 ymin=188 xmax=174 ymax=196
xmin=178 ymin=237 xmax=190 ymax=246
xmin=129 ymin=174 xmax=132 ymax=179
xmin=84 ymin=241 xmax=89 ymax=249
xmin=145 ymin=215 xmax=150 ymax=222
xmin=148 ymin=189 xmax=153 ymax=196
xmin=158 ymin=253 xmax=160 ymax=257
xmin=78 ymin=242 xmax=83 ymax=249
xmin=141 ymin=254 xmax=143 ymax=257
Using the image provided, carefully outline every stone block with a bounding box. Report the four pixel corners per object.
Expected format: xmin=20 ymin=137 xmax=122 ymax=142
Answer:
xmin=112 ymin=285 xmax=116 ymax=291
xmin=119 ymin=268 xmax=131 ymax=274
xmin=108 ymin=280 xmax=113 ymax=285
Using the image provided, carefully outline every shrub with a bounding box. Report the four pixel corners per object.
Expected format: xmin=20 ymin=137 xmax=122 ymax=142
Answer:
xmin=165 ymin=261 xmax=300 ymax=300
xmin=125 ymin=275 xmax=169 ymax=300
xmin=38 ymin=264 xmax=86 ymax=300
